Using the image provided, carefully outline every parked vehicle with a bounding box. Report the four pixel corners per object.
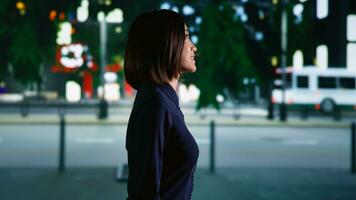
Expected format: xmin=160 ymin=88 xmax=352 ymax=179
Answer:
xmin=272 ymin=65 xmax=356 ymax=114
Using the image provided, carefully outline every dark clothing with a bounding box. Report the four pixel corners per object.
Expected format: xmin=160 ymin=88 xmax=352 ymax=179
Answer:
xmin=125 ymin=83 xmax=199 ymax=200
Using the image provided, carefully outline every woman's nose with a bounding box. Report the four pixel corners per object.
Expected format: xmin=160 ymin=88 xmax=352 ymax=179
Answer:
xmin=191 ymin=45 xmax=197 ymax=52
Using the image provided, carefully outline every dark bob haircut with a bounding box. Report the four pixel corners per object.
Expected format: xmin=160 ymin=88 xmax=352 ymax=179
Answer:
xmin=124 ymin=10 xmax=186 ymax=90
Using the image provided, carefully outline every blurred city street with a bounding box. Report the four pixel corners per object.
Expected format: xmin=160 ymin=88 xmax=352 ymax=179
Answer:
xmin=2 ymin=0 xmax=356 ymax=199
xmin=1 ymin=103 xmax=356 ymax=200
xmin=0 ymin=107 xmax=353 ymax=168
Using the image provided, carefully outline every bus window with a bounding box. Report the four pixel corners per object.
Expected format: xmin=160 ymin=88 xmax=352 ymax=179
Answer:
xmin=318 ymin=77 xmax=336 ymax=89
xmin=273 ymin=74 xmax=292 ymax=90
xmin=297 ymin=76 xmax=309 ymax=88
xmin=273 ymin=79 xmax=282 ymax=89
xmin=339 ymin=77 xmax=356 ymax=89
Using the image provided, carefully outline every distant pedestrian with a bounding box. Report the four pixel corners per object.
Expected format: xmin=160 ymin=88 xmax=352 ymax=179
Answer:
xmin=124 ymin=9 xmax=199 ymax=200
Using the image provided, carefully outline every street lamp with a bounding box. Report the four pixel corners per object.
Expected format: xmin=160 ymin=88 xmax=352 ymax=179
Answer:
xmin=95 ymin=9 xmax=123 ymax=119
xmin=280 ymin=0 xmax=288 ymax=122
xmin=98 ymin=18 xmax=109 ymax=119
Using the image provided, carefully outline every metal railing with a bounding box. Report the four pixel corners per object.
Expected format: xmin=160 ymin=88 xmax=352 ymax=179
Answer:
xmin=351 ymin=122 xmax=356 ymax=174
xmin=56 ymin=117 xmax=217 ymax=177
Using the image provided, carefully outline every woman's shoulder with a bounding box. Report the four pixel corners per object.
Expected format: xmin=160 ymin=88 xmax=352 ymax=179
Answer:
xmin=136 ymin=84 xmax=169 ymax=108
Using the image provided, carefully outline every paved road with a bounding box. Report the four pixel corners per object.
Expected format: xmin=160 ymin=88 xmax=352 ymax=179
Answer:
xmin=2 ymin=167 xmax=356 ymax=200
xmin=0 ymin=124 xmax=351 ymax=169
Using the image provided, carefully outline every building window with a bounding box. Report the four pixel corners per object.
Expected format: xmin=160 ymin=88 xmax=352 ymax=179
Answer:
xmin=316 ymin=45 xmax=328 ymax=69
xmin=347 ymin=43 xmax=356 ymax=71
xmin=347 ymin=15 xmax=356 ymax=71
xmin=293 ymin=50 xmax=303 ymax=69
xmin=317 ymin=0 xmax=328 ymax=19
xmin=347 ymin=15 xmax=356 ymax=42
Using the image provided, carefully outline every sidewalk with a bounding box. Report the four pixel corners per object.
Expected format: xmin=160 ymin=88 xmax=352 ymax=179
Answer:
xmin=0 ymin=113 xmax=352 ymax=128
xmin=0 ymin=167 xmax=355 ymax=200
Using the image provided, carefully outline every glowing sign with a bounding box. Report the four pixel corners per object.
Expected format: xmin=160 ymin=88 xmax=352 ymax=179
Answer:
xmin=60 ymin=44 xmax=84 ymax=69
xmin=52 ymin=43 xmax=98 ymax=73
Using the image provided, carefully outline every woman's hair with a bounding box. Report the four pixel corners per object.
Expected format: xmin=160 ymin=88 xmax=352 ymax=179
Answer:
xmin=124 ymin=9 xmax=186 ymax=90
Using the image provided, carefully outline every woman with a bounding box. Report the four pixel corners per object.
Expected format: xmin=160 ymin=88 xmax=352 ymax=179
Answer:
xmin=124 ymin=9 xmax=199 ymax=200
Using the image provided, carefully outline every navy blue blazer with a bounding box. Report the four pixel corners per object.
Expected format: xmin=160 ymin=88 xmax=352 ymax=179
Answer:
xmin=125 ymin=83 xmax=199 ymax=200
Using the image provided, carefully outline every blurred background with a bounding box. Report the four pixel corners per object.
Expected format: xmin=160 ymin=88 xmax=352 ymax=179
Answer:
xmin=1 ymin=0 xmax=356 ymax=200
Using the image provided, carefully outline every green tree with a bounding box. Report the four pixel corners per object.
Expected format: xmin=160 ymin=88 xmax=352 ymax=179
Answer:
xmin=195 ymin=0 xmax=255 ymax=110
xmin=0 ymin=0 xmax=80 ymax=85
xmin=10 ymin=20 xmax=42 ymax=84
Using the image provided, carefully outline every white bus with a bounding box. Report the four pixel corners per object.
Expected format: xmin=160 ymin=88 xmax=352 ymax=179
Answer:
xmin=272 ymin=66 xmax=356 ymax=114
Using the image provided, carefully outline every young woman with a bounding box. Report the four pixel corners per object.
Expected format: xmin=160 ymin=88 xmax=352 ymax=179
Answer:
xmin=124 ymin=9 xmax=199 ymax=200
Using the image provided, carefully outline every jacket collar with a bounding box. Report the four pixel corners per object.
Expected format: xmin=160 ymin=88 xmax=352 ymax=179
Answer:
xmin=138 ymin=82 xmax=179 ymax=107
xmin=157 ymin=83 xmax=179 ymax=107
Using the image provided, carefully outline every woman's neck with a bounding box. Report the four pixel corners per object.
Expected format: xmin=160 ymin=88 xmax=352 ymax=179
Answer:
xmin=168 ymin=78 xmax=179 ymax=93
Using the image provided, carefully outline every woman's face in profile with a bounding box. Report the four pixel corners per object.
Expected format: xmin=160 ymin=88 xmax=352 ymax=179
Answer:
xmin=180 ymin=24 xmax=197 ymax=73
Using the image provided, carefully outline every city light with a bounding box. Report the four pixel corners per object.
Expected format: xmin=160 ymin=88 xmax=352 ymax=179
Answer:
xmin=97 ymin=84 xmax=120 ymax=101
xmin=97 ymin=11 xmax=105 ymax=22
xmin=216 ymin=94 xmax=225 ymax=103
xmin=16 ymin=1 xmax=26 ymax=15
xmin=115 ymin=26 xmax=122 ymax=34
xmin=191 ymin=35 xmax=198 ymax=44
xmin=179 ymin=85 xmax=190 ymax=103
xmin=271 ymin=56 xmax=278 ymax=66
xmin=16 ymin=1 xmax=25 ymax=10
xmin=160 ymin=2 xmax=170 ymax=10
xmin=59 ymin=12 xmax=66 ymax=20
xmin=106 ymin=8 xmax=124 ymax=23
xmin=347 ymin=15 xmax=356 ymax=71
xmin=77 ymin=0 xmax=89 ymax=22
xmin=293 ymin=4 xmax=304 ymax=16
xmin=105 ymin=0 xmax=112 ymax=6
xmin=316 ymin=0 xmax=328 ymax=19
xmin=182 ymin=5 xmax=195 ymax=16
xmin=195 ymin=16 xmax=202 ymax=25
xmin=189 ymin=26 xmax=195 ymax=32
xmin=171 ymin=6 xmax=179 ymax=13
xmin=104 ymin=72 xmax=117 ymax=83
xmin=178 ymin=84 xmax=200 ymax=103
xmin=56 ymin=22 xmax=72 ymax=45
xmin=347 ymin=43 xmax=356 ymax=71
xmin=241 ymin=14 xmax=248 ymax=22
xmin=97 ymin=9 xmax=124 ymax=23
xmin=60 ymin=44 xmax=84 ymax=69
xmin=188 ymin=85 xmax=200 ymax=101
xmin=235 ymin=6 xmax=245 ymax=17
xmin=293 ymin=50 xmax=303 ymax=69
xmin=316 ymin=45 xmax=328 ymax=69
xmin=258 ymin=10 xmax=265 ymax=20
xmin=255 ymin=31 xmax=263 ymax=41
xmin=347 ymin=15 xmax=356 ymax=42
xmin=49 ymin=10 xmax=57 ymax=21
xmin=66 ymin=81 xmax=81 ymax=102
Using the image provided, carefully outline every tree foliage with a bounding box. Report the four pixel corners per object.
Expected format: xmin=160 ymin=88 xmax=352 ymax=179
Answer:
xmin=0 ymin=0 xmax=80 ymax=84
xmin=10 ymin=20 xmax=42 ymax=84
xmin=194 ymin=0 xmax=255 ymax=109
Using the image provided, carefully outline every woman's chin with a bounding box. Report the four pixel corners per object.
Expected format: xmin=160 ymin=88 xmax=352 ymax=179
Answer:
xmin=182 ymin=66 xmax=196 ymax=73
